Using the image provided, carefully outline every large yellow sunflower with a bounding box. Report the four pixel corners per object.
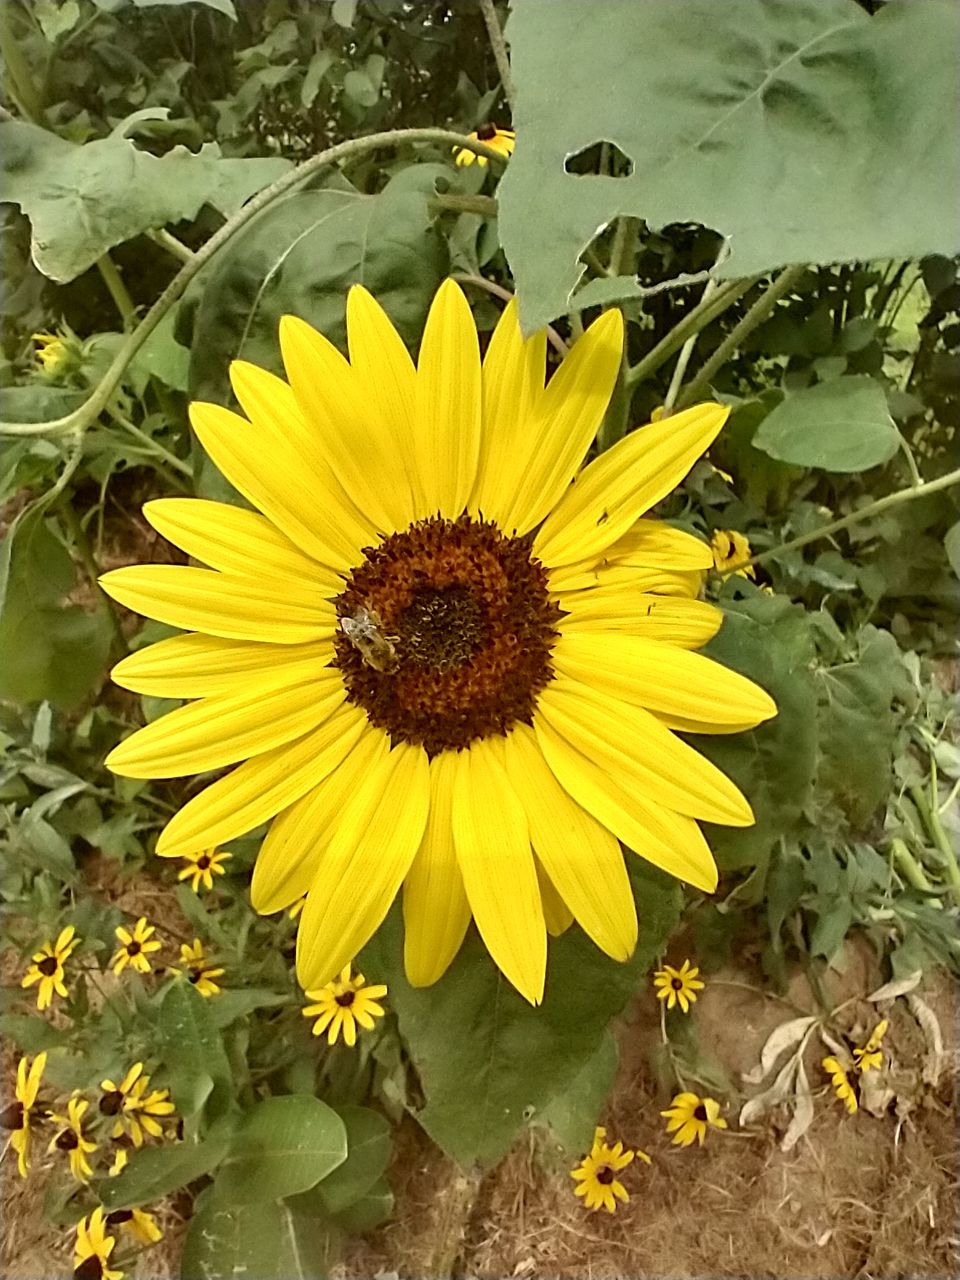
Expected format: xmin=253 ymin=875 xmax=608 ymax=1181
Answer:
xmin=100 ymin=280 xmax=775 ymax=1005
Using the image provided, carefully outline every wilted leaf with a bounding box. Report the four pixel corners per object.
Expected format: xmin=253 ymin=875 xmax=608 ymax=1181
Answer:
xmin=867 ymin=971 xmax=923 ymax=1003
xmin=739 ymin=1054 xmax=798 ymax=1128
xmin=780 ymin=1061 xmax=815 ymax=1152
xmin=742 ymin=1015 xmax=816 ymax=1086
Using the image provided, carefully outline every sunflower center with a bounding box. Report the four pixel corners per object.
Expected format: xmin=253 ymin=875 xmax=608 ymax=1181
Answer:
xmin=38 ymin=956 xmax=59 ymax=976
xmin=127 ymin=941 xmax=142 ymax=956
xmin=693 ymin=1104 xmax=708 ymax=1122
xmin=596 ymin=1165 xmax=615 ymax=1185
xmin=671 ymin=976 xmax=684 ymax=991
xmin=56 ymin=1128 xmax=80 ymax=1150
xmin=335 ymin=991 xmax=356 ymax=1008
xmin=100 ymin=1091 xmax=123 ymax=1116
xmin=197 ymin=855 xmax=211 ymax=870
xmin=334 ymin=516 xmax=560 ymax=756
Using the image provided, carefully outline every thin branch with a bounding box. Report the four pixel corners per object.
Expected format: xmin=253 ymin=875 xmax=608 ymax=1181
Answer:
xmin=625 ymin=277 xmax=757 ymax=390
xmin=453 ymin=273 xmax=569 ymax=355
xmin=148 ymin=228 xmax=196 ymax=265
xmin=663 ymin=279 xmax=721 ymax=414
xmin=478 ymin=0 xmax=517 ymax=115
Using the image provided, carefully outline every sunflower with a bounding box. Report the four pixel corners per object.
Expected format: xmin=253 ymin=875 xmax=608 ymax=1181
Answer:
xmin=852 ymin=1018 xmax=888 ymax=1073
xmin=110 ymin=917 xmax=162 ymax=976
xmin=653 ymin=958 xmax=704 ymax=1013
xmin=177 ymin=847 xmax=231 ymax=891
xmin=73 ymin=1207 xmax=123 ymax=1280
xmin=1 ymin=1052 xmax=47 ymax=1177
xmin=710 ymin=529 xmax=755 ymax=579
xmin=172 ymin=938 xmax=224 ymax=998
xmin=570 ymin=1125 xmax=647 ymax=1213
xmin=32 ymin=329 xmax=72 ymax=375
xmin=302 ymin=965 xmax=388 ymax=1047
xmin=21 ymin=925 xmax=80 ymax=1010
xmin=100 ymin=1064 xmax=175 ymax=1147
xmin=48 ymin=1095 xmax=98 ymax=1182
xmin=105 ymin=1206 xmax=164 ymax=1246
xmin=661 ymin=1092 xmax=728 ymax=1146
xmin=454 ymin=122 xmax=515 ymax=166
xmin=100 ymin=281 xmax=776 ymax=1005
xmin=822 ymin=1056 xmax=858 ymax=1112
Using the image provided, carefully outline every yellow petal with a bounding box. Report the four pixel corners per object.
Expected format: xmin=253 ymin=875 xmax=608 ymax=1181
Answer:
xmin=469 ymin=298 xmax=546 ymax=523
xmin=99 ymin=565 xmax=335 ymax=645
xmin=552 ymin=634 xmax=777 ymax=728
xmin=538 ymin=680 xmax=753 ymax=827
xmin=403 ymin=751 xmax=471 ymax=987
xmin=155 ymin=702 xmax=368 ymax=857
xmin=106 ymin=668 xmax=344 ymax=779
xmin=550 ymin=563 xmax=704 ymax=596
xmin=534 ymin=715 xmax=718 ymax=892
xmin=451 ymin=738 xmax=545 ymax=1005
xmin=413 ymin=279 xmax=481 ymax=518
xmin=143 ymin=498 xmax=343 ymax=592
xmin=500 ymin=725 xmax=637 ymax=961
xmin=296 ymin=742 xmax=430 ymax=988
xmin=502 ymin=308 xmax=623 ymax=535
xmin=553 ymin=520 xmax=714 ymax=585
xmin=279 ymin=314 xmax=414 ymax=532
xmin=111 ymin=634 xmax=334 ymax=699
xmin=190 ymin=396 xmax=371 ymax=572
xmin=534 ymin=403 xmax=729 ymax=566
xmin=536 ymin=860 xmax=574 ymax=936
xmin=251 ymin=728 xmax=390 ymax=914
xmin=557 ymin=592 xmax=722 ymax=649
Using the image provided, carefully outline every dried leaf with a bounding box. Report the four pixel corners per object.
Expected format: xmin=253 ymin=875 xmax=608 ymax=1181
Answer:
xmin=740 ymin=1055 xmax=798 ymax=1127
xmin=781 ymin=1061 xmax=815 ymax=1152
xmin=742 ymin=1015 xmax=816 ymax=1086
xmin=907 ymin=995 xmax=944 ymax=1087
xmin=867 ymin=970 xmax=922 ymax=1002
xmin=818 ymin=1027 xmax=851 ymax=1062
xmin=859 ymin=1067 xmax=895 ymax=1118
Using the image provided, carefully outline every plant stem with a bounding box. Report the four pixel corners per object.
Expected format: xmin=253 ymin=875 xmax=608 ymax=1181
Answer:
xmin=0 ymin=4 xmax=46 ymax=123
xmin=663 ymin=279 xmax=721 ymax=413
xmin=0 ymin=127 xmax=507 ymax=439
xmin=478 ymin=0 xmax=517 ymax=115
xmin=675 ymin=265 xmax=805 ymax=408
xmin=59 ymin=501 xmax=129 ymax=656
xmin=109 ymin=411 xmax=193 ymax=480
xmin=428 ymin=192 xmax=498 ymax=217
xmin=625 ymin=277 xmax=756 ymax=390
xmin=890 ymin=837 xmax=937 ymax=896
xmin=96 ymin=255 xmax=137 ymax=329
xmin=743 ymin=465 xmax=960 ymax=570
xmin=909 ymin=783 xmax=960 ymax=909
xmin=898 ymin=433 xmax=923 ymax=489
xmin=453 ymin=273 xmax=568 ymax=355
xmin=148 ymin=228 xmax=196 ymax=264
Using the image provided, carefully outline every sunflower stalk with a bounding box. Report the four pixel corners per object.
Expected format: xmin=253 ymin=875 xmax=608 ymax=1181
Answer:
xmin=478 ymin=0 xmax=517 ymax=115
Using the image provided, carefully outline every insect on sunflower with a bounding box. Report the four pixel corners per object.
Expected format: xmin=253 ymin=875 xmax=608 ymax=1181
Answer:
xmin=1 ymin=1052 xmax=47 ymax=1177
xmin=302 ymin=965 xmax=388 ymax=1047
xmin=101 ymin=281 xmax=776 ymax=1005
xmin=21 ymin=925 xmax=80 ymax=1011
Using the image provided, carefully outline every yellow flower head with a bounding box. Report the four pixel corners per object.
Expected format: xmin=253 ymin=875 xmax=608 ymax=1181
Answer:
xmin=710 ymin=529 xmax=756 ymax=580
xmin=110 ymin=917 xmax=162 ymax=976
xmin=21 ymin=925 xmax=80 ymax=1010
xmin=852 ymin=1018 xmax=888 ymax=1073
xmin=173 ymin=938 xmax=224 ymax=998
xmin=177 ymin=847 xmax=231 ymax=892
xmin=100 ymin=1063 xmax=175 ymax=1147
xmin=101 ymin=281 xmax=777 ymax=1006
xmin=653 ymin=958 xmax=705 ymax=1013
xmin=32 ymin=330 xmax=71 ymax=375
xmin=48 ymin=1095 xmax=98 ymax=1182
xmin=302 ymin=965 xmax=388 ymax=1047
xmin=453 ymin=122 xmax=515 ymax=167
xmin=570 ymin=1124 xmax=647 ymax=1213
xmin=105 ymin=1205 xmax=164 ymax=1246
xmin=822 ymin=1056 xmax=858 ymax=1113
xmin=661 ymin=1091 xmax=728 ymax=1146
xmin=73 ymin=1206 xmax=123 ymax=1280
xmin=2 ymin=1052 xmax=47 ymax=1178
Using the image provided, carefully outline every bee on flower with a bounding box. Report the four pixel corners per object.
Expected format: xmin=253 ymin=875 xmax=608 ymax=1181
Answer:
xmin=21 ymin=925 xmax=80 ymax=1011
xmin=110 ymin=917 xmax=162 ymax=976
xmin=173 ymin=938 xmax=225 ymax=997
xmin=822 ymin=1056 xmax=858 ymax=1112
xmin=852 ymin=1018 xmax=888 ymax=1073
xmin=453 ymin=122 xmax=515 ymax=166
xmin=48 ymin=1095 xmax=98 ymax=1182
xmin=1 ymin=1052 xmax=47 ymax=1177
xmin=302 ymin=965 xmax=387 ymax=1047
xmin=710 ymin=529 xmax=756 ymax=580
xmin=177 ymin=847 xmax=231 ymax=892
xmin=570 ymin=1125 xmax=648 ymax=1213
xmin=73 ymin=1207 xmax=122 ymax=1280
xmin=653 ymin=958 xmax=705 ymax=1013
xmin=661 ymin=1091 xmax=728 ymax=1146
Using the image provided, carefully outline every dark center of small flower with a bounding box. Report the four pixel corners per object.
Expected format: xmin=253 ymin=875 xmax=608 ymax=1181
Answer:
xmin=189 ymin=970 xmax=203 ymax=984
xmin=693 ymin=1104 xmax=708 ymax=1122
xmin=56 ymin=1128 xmax=79 ymax=1150
xmin=197 ymin=855 xmax=211 ymax=870
xmin=38 ymin=956 xmax=59 ymax=976
xmin=105 ymin=1210 xmax=133 ymax=1226
xmin=334 ymin=516 xmax=560 ymax=756
xmin=476 ymin=122 xmax=497 ymax=141
xmin=100 ymin=1091 xmax=123 ymax=1116
xmin=335 ymin=991 xmax=356 ymax=1008
xmin=74 ymin=1258 xmax=104 ymax=1280
xmin=0 ymin=1102 xmax=24 ymax=1131
xmin=127 ymin=941 xmax=142 ymax=956
xmin=671 ymin=976 xmax=684 ymax=990
xmin=596 ymin=1165 xmax=615 ymax=1185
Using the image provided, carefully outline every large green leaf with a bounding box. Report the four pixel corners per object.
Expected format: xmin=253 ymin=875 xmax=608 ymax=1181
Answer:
xmin=364 ymin=863 xmax=678 ymax=1168
xmin=156 ymin=981 xmax=234 ymax=1124
xmin=314 ymin=1105 xmax=392 ymax=1214
xmin=100 ymin=1130 xmax=232 ymax=1210
xmin=500 ymin=0 xmax=960 ymax=328
xmin=752 ymin=376 xmax=899 ymax=472
xmin=180 ymin=1194 xmax=335 ymax=1280
xmin=212 ymin=1095 xmax=347 ymax=1206
xmin=535 ymin=1028 xmax=618 ymax=1158
xmin=0 ymin=120 xmax=288 ymax=282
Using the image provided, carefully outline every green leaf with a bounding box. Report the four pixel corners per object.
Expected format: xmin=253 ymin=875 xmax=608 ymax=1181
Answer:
xmin=327 ymin=1176 xmax=393 ymax=1233
xmin=751 ymin=376 xmax=899 ymax=472
xmin=945 ymin=521 xmax=960 ymax=579
xmin=364 ymin=862 xmax=678 ymax=1167
xmin=181 ymin=1194 xmax=336 ymax=1280
xmin=157 ymin=981 xmax=233 ymax=1122
xmin=0 ymin=1013 xmax=67 ymax=1054
xmin=535 ymin=1029 xmax=618 ymax=1158
xmin=100 ymin=1131 xmax=232 ymax=1210
xmin=500 ymin=0 xmax=960 ymax=328
xmin=314 ymin=1106 xmax=391 ymax=1214
xmin=213 ymin=1096 xmax=347 ymax=1206
xmin=206 ymin=988 xmax=291 ymax=1028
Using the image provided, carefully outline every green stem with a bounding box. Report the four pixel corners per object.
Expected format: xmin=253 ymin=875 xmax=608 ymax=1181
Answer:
xmin=96 ymin=255 xmax=137 ymax=329
xmin=109 ymin=411 xmax=193 ymax=480
xmin=428 ymin=192 xmax=498 ymax=217
xmin=743 ymin=465 xmax=960 ymax=571
xmin=675 ymin=265 xmax=804 ymax=408
xmin=909 ymin=783 xmax=960 ymax=909
xmin=625 ymin=277 xmax=757 ymax=390
xmin=60 ymin=502 xmax=128 ymax=656
xmin=0 ymin=4 xmax=46 ymax=123
xmin=890 ymin=837 xmax=937 ymax=896
xmin=0 ymin=127 xmax=507 ymax=440
xmin=663 ymin=279 xmax=721 ymax=413
xmin=897 ymin=433 xmax=923 ymax=489
xmin=148 ymin=227 xmax=196 ymax=265
xmin=597 ymin=344 xmax=632 ymax=451
xmin=478 ymin=0 xmax=517 ymax=115
xmin=452 ymin=273 xmax=568 ymax=356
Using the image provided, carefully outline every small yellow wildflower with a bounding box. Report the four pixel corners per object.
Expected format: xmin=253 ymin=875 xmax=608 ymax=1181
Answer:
xmin=710 ymin=529 xmax=756 ymax=580
xmin=661 ymin=1092 xmax=728 ymax=1146
xmin=48 ymin=1095 xmax=97 ymax=1182
xmin=100 ymin=1064 xmax=174 ymax=1147
xmin=73 ymin=1207 xmax=123 ymax=1280
xmin=822 ymin=1056 xmax=858 ymax=1113
xmin=21 ymin=925 xmax=80 ymax=1011
xmin=570 ymin=1125 xmax=647 ymax=1213
xmin=173 ymin=939 xmax=225 ymax=998
xmin=302 ymin=966 xmax=387 ymax=1047
xmin=177 ymin=848 xmax=231 ymax=892
xmin=110 ymin=917 xmax=162 ymax=976
xmin=653 ymin=959 xmax=705 ymax=1013
xmin=108 ymin=1138 xmax=132 ymax=1176
xmin=852 ymin=1018 xmax=888 ymax=1073
xmin=453 ymin=122 xmax=515 ymax=166
xmin=1 ymin=1052 xmax=47 ymax=1177
xmin=32 ymin=330 xmax=70 ymax=375
xmin=105 ymin=1206 xmax=164 ymax=1245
